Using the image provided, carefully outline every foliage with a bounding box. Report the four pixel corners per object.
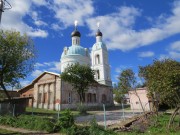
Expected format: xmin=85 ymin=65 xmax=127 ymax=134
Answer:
xmin=139 ymin=59 xmax=180 ymax=107
xmin=77 ymin=103 xmax=87 ymax=115
xmin=0 ymin=30 xmax=35 ymax=99
xmin=61 ymin=117 xmax=117 ymax=135
xmin=114 ymin=90 xmax=124 ymax=103
xmin=61 ymin=63 xmax=95 ymax=103
xmin=118 ymin=69 xmax=136 ymax=93
xmin=0 ymin=115 xmax=54 ymax=133
xmin=0 ymin=92 xmax=6 ymax=100
xmin=148 ymin=113 xmax=180 ymax=134
xmin=54 ymin=109 xmax=74 ymax=131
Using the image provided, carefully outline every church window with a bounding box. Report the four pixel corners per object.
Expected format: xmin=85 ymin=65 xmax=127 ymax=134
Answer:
xmin=87 ymin=93 xmax=92 ymax=103
xmin=101 ymin=94 xmax=107 ymax=103
xmin=68 ymin=92 xmax=71 ymax=104
xmin=73 ymin=39 xmax=76 ymax=45
xmin=93 ymin=94 xmax=96 ymax=103
xmin=43 ymin=93 xmax=48 ymax=103
xmin=38 ymin=93 xmax=42 ymax=104
xmin=97 ymin=70 xmax=100 ymax=79
xmin=95 ymin=55 xmax=100 ymax=64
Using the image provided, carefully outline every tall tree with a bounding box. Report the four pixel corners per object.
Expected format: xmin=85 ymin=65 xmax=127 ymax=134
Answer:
xmin=118 ymin=69 xmax=145 ymax=112
xmin=118 ymin=69 xmax=136 ymax=93
xmin=61 ymin=63 xmax=95 ymax=103
xmin=0 ymin=30 xmax=35 ymax=99
xmin=139 ymin=59 xmax=180 ymax=127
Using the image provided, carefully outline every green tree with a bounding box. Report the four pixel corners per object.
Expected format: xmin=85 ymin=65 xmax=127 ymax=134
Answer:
xmin=118 ymin=69 xmax=136 ymax=94
xmin=61 ymin=63 xmax=95 ymax=103
xmin=118 ymin=69 xmax=145 ymax=112
xmin=139 ymin=59 xmax=180 ymax=128
xmin=0 ymin=30 xmax=35 ymax=99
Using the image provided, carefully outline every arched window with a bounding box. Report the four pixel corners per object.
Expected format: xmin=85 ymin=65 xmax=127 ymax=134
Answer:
xmin=101 ymin=94 xmax=107 ymax=103
xmin=68 ymin=92 xmax=71 ymax=104
xmin=87 ymin=93 xmax=92 ymax=103
xmin=96 ymin=70 xmax=100 ymax=79
xmin=93 ymin=94 xmax=96 ymax=103
xmin=73 ymin=39 xmax=76 ymax=45
xmin=95 ymin=54 xmax=100 ymax=64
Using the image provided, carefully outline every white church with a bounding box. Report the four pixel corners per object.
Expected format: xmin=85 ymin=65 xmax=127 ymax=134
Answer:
xmin=19 ymin=23 xmax=114 ymax=110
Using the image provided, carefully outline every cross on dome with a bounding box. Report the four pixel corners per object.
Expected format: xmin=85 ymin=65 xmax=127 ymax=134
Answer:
xmin=97 ymin=22 xmax=100 ymax=29
xmin=74 ymin=20 xmax=78 ymax=30
xmin=96 ymin=22 xmax=102 ymax=37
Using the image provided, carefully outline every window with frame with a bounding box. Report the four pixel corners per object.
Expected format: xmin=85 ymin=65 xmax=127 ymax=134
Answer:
xmin=95 ymin=54 xmax=100 ymax=64
xmin=68 ymin=92 xmax=71 ymax=104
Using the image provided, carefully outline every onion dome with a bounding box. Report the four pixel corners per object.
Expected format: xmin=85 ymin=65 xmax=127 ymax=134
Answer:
xmin=67 ymin=45 xmax=86 ymax=56
xmin=96 ymin=29 xmax=102 ymax=37
xmin=71 ymin=30 xmax=81 ymax=37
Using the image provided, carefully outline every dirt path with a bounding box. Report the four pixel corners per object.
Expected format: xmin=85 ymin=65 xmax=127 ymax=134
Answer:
xmin=0 ymin=125 xmax=61 ymax=135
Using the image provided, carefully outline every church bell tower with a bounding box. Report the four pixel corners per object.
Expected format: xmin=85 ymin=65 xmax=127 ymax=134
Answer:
xmin=91 ymin=23 xmax=112 ymax=86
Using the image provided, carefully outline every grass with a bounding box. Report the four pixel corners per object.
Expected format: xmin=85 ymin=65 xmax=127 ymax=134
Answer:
xmin=26 ymin=107 xmax=80 ymax=117
xmin=118 ymin=113 xmax=180 ymax=135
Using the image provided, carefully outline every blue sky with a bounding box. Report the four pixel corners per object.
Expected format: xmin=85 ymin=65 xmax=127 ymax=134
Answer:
xmin=1 ymin=0 xmax=180 ymax=87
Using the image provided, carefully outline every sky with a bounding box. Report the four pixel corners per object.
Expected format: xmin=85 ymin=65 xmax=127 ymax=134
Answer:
xmin=1 ymin=0 xmax=180 ymax=87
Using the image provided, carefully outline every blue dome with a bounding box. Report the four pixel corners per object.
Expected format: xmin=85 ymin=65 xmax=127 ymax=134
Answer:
xmin=68 ymin=45 xmax=86 ymax=55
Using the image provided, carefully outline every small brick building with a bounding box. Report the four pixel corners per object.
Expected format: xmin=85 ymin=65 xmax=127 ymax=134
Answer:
xmin=19 ymin=71 xmax=114 ymax=110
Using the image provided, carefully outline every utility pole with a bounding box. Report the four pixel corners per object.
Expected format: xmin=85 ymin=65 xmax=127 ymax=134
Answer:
xmin=0 ymin=0 xmax=4 ymax=23
xmin=0 ymin=0 xmax=12 ymax=24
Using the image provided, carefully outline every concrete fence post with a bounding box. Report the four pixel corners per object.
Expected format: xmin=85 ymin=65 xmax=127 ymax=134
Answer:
xmin=103 ymin=104 xmax=106 ymax=130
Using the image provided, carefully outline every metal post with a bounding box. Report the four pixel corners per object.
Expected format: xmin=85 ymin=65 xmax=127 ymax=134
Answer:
xmin=13 ymin=104 xmax=15 ymax=117
xmin=103 ymin=104 xmax=106 ymax=130
xmin=0 ymin=0 xmax=4 ymax=24
xmin=32 ymin=98 xmax=34 ymax=116
xmin=131 ymin=102 xmax=134 ymax=115
xmin=58 ymin=103 xmax=60 ymax=119
xmin=121 ymin=102 xmax=125 ymax=120
xmin=0 ymin=0 xmax=12 ymax=24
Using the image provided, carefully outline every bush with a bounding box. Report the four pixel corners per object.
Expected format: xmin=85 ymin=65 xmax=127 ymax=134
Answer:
xmin=77 ymin=103 xmax=87 ymax=115
xmin=0 ymin=115 xmax=54 ymax=133
xmin=62 ymin=117 xmax=117 ymax=135
xmin=54 ymin=109 xmax=74 ymax=131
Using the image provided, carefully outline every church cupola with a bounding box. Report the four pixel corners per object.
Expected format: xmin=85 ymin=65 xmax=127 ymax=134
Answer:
xmin=71 ymin=20 xmax=81 ymax=45
xmin=96 ymin=22 xmax=102 ymax=42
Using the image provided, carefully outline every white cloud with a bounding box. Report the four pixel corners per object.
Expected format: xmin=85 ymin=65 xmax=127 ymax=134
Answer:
xmin=1 ymin=0 xmax=48 ymax=38
xmin=169 ymin=51 xmax=180 ymax=59
xmin=170 ymin=41 xmax=180 ymax=51
xmin=86 ymin=1 xmax=180 ymax=51
xmin=32 ymin=0 xmax=48 ymax=6
xmin=52 ymin=0 xmax=94 ymax=28
xmin=34 ymin=61 xmax=61 ymax=74
xmin=31 ymin=11 xmax=47 ymax=27
xmin=138 ymin=51 xmax=154 ymax=58
xmin=31 ymin=70 xmax=43 ymax=78
xmin=27 ymin=29 xmax=48 ymax=38
xmin=115 ymin=68 xmax=122 ymax=73
xmin=51 ymin=23 xmax=61 ymax=31
xmin=20 ymin=80 xmax=31 ymax=87
xmin=35 ymin=63 xmax=44 ymax=67
xmin=159 ymin=40 xmax=180 ymax=60
xmin=49 ymin=62 xmax=61 ymax=72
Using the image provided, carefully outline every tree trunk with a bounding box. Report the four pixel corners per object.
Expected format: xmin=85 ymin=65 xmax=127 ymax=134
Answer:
xmin=168 ymin=106 xmax=180 ymax=129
